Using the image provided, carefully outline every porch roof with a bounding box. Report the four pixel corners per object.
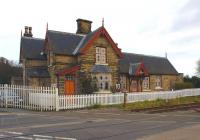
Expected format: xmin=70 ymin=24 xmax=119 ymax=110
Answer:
xmin=90 ymin=65 xmax=112 ymax=73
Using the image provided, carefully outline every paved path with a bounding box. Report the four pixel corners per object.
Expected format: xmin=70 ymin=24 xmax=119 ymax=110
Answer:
xmin=0 ymin=108 xmax=199 ymax=140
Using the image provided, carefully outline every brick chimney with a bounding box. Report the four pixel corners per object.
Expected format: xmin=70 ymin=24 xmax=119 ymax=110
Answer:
xmin=23 ymin=26 xmax=33 ymax=37
xmin=76 ymin=19 xmax=92 ymax=35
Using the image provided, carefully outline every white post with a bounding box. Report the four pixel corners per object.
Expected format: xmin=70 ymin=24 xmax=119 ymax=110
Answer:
xmin=4 ymin=84 xmax=8 ymax=108
xmin=55 ymin=87 xmax=59 ymax=111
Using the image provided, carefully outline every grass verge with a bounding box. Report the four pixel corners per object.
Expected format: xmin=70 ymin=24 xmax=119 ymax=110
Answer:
xmin=88 ymin=96 xmax=200 ymax=111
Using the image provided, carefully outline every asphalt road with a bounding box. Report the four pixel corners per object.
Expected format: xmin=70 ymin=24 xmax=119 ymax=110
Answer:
xmin=0 ymin=108 xmax=199 ymax=140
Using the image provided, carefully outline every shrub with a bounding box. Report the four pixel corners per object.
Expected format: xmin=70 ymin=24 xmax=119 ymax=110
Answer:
xmin=79 ymin=75 xmax=98 ymax=94
xmin=174 ymin=82 xmax=194 ymax=90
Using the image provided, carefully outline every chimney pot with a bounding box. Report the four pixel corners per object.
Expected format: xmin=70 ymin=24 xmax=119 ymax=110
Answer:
xmin=76 ymin=19 xmax=92 ymax=35
xmin=23 ymin=26 xmax=29 ymax=36
xmin=28 ymin=27 xmax=33 ymax=37
xmin=23 ymin=26 xmax=33 ymax=37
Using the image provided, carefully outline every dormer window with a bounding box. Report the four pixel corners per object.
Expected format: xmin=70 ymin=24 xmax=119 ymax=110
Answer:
xmin=96 ymin=47 xmax=106 ymax=64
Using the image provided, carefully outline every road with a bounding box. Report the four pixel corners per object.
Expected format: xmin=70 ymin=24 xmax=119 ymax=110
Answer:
xmin=0 ymin=108 xmax=200 ymax=140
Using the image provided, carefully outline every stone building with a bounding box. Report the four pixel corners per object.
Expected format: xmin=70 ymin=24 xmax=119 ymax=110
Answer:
xmin=19 ymin=19 xmax=182 ymax=94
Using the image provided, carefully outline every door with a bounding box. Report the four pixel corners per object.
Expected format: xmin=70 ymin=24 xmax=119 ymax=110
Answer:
xmin=64 ymin=75 xmax=75 ymax=95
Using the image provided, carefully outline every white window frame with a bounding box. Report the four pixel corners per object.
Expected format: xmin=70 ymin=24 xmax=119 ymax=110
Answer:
xmin=120 ymin=75 xmax=127 ymax=90
xmin=143 ymin=77 xmax=149 ymax=90
xmin=92 ymin=73 xmax=111 ymax=91
xmin=155 ymin=76 xmax=162 ymax=89
xmin=96 ymin=47 xmax=106 ymax=64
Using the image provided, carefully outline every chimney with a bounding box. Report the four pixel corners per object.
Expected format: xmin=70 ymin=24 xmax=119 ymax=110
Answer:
xmin=23 ymin=26 xmax=33 ymax=37
xmin=28 ymin=27 xmax=33 ymax=37
xmin=76 ymin=19 xmax=92 ymax=35
xmin=23 ymin=26 xmax=29 ymax=37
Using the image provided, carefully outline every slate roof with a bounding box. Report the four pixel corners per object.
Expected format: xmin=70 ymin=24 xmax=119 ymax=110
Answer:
xmin=90 ymin=65 xmax=112 ymax=73
xmin=27 ymin=67 xmax=50 ymax=78
xmin=73 ymin=27 xmax=102 ymax=54
xmin=46 ymin=30 xmax=84 ymax=55
xmin=120 ymin=53 xmax=178 ymax=75
xmin=20 ymin=37 xmax=46 ymax=60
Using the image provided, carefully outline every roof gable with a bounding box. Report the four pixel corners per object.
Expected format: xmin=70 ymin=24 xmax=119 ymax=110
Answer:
xmin=73 ymin=26 xmax=123 ymax=58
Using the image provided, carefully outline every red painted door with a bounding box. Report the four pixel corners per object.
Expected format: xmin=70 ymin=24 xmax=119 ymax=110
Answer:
xmin=65 ymin=80 xmax=75 ymax=95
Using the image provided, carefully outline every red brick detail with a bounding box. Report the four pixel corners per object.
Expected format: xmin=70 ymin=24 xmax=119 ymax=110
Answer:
xmin=135 ymin=62 xmax=149 ymax=76
xmin=56 ymin=65 xmax=80 ymax=76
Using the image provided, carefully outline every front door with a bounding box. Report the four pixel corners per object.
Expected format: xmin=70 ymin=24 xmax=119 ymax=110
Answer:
xmin=64 ymin=75 xmax=75 ymax=95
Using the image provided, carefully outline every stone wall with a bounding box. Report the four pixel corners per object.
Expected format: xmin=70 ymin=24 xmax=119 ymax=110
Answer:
xmin=78 ymin=35 xmax=120 ymax=91
xmin=25 ymin=60 xmax=47 ymax=68
xmin=121 ymin=74 xmax=182 ymax=92
xmin=149 ymin=75 xmax=182 ymax=91
xmin=28 ymin=77 xmax=50 ymax=87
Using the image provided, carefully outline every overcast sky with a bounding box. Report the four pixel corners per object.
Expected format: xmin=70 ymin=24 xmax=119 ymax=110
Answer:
xmin=0 ymin=0 xmax=199 ymax=76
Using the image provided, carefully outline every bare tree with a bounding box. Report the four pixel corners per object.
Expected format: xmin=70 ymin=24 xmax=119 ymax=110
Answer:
xmin=0 ymin=57 xmax=22 ymax=84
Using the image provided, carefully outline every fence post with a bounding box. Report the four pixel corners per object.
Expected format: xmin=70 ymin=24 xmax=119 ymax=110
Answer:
xmin=55 ymin=88 xmax=59 ymax=111
xmin=4 ymin=84 xmax=8 ymax=108
xmin=123 ymin=92 xmax=127 ymax=108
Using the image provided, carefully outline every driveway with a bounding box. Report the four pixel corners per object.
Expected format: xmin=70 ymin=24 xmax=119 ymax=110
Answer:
xmin=0 ymin=107 xmax=199 ymax=140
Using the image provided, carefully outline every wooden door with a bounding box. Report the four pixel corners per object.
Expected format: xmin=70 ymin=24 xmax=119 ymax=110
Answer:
xmin=65 ymin=80 xmax=75 ymax=95
xmin=64 ymin=75 xmax=75 ymax=95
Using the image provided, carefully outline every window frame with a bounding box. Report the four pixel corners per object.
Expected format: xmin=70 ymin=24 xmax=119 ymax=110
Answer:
xmin=92 ymin=73 xmax=111 ymax=91
xmin=155 ymin=76 xmax=162 ymax=88
xmin=95 ymin=46 xmax=107 ymax=64
xmin=143 ymin=77 xmax=149 ymax=90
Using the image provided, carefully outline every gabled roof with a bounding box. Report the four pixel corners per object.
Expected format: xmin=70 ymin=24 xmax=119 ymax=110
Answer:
xmin=20 ymin=37 xmax=46 ymax=61
xmin=46 ymin=30 xmax=84 ymax=55
xmin=46 ymin=27 xmax=123 ymax=57
xmin=74 ymin=26 xmax=123 ymax=57
xmin=129 ymin=63 xmax=148 ymax=76
xmin=120 ymin=53 xmax=178 ymax=75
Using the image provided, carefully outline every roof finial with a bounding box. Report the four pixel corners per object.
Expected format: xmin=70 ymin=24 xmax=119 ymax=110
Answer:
xmin=165 ymin=52 xmax=168 ymax=58
xmin=102 ymin=18 xmax=104 ymax=27
xmin=46 ymin=22 xmax=48 ymax=31
xmin=21 ymin=29 xmax=22 ymax=37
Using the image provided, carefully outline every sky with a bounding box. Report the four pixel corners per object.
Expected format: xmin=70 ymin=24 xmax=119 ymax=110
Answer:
xmin=0 ymin=0 xmax=199 ymax=76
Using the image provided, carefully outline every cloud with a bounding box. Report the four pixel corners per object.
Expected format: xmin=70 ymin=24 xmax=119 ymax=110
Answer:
xmin=172 ymin=0 xmax=200 ymax=31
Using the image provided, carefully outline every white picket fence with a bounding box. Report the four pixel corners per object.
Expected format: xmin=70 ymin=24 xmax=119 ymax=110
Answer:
xmin=59 ymin=89 xmax=200 ymax=110
xmin=0 ymin=84 xmax=58 ymax=111
xmin=59 ymin=93 xmax=124 ymax=109
xmin=0 ymin=84 xmax=200 ymax=111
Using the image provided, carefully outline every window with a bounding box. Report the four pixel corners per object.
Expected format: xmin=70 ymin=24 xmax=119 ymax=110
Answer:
xmin=65 ymin=75 xmax=75 ymax=80
xmin=143 ymin=77 xmax=149 ymax=89
xmin=92 ymin=74 xmax=111 ymax=91
xmin=96 ymin=47 xmax=106 ymax=64
xmin=155 ymin=76 xmax=162 ymax=88
xmin=120 ymin=75 xmax=126 ymax=90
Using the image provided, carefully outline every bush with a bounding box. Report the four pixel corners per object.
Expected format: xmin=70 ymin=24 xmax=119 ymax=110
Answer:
xmin=79 ymin=75 xmax=98 ymax=94
xmin=174 ymin=82 xmax=194 ymax=90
